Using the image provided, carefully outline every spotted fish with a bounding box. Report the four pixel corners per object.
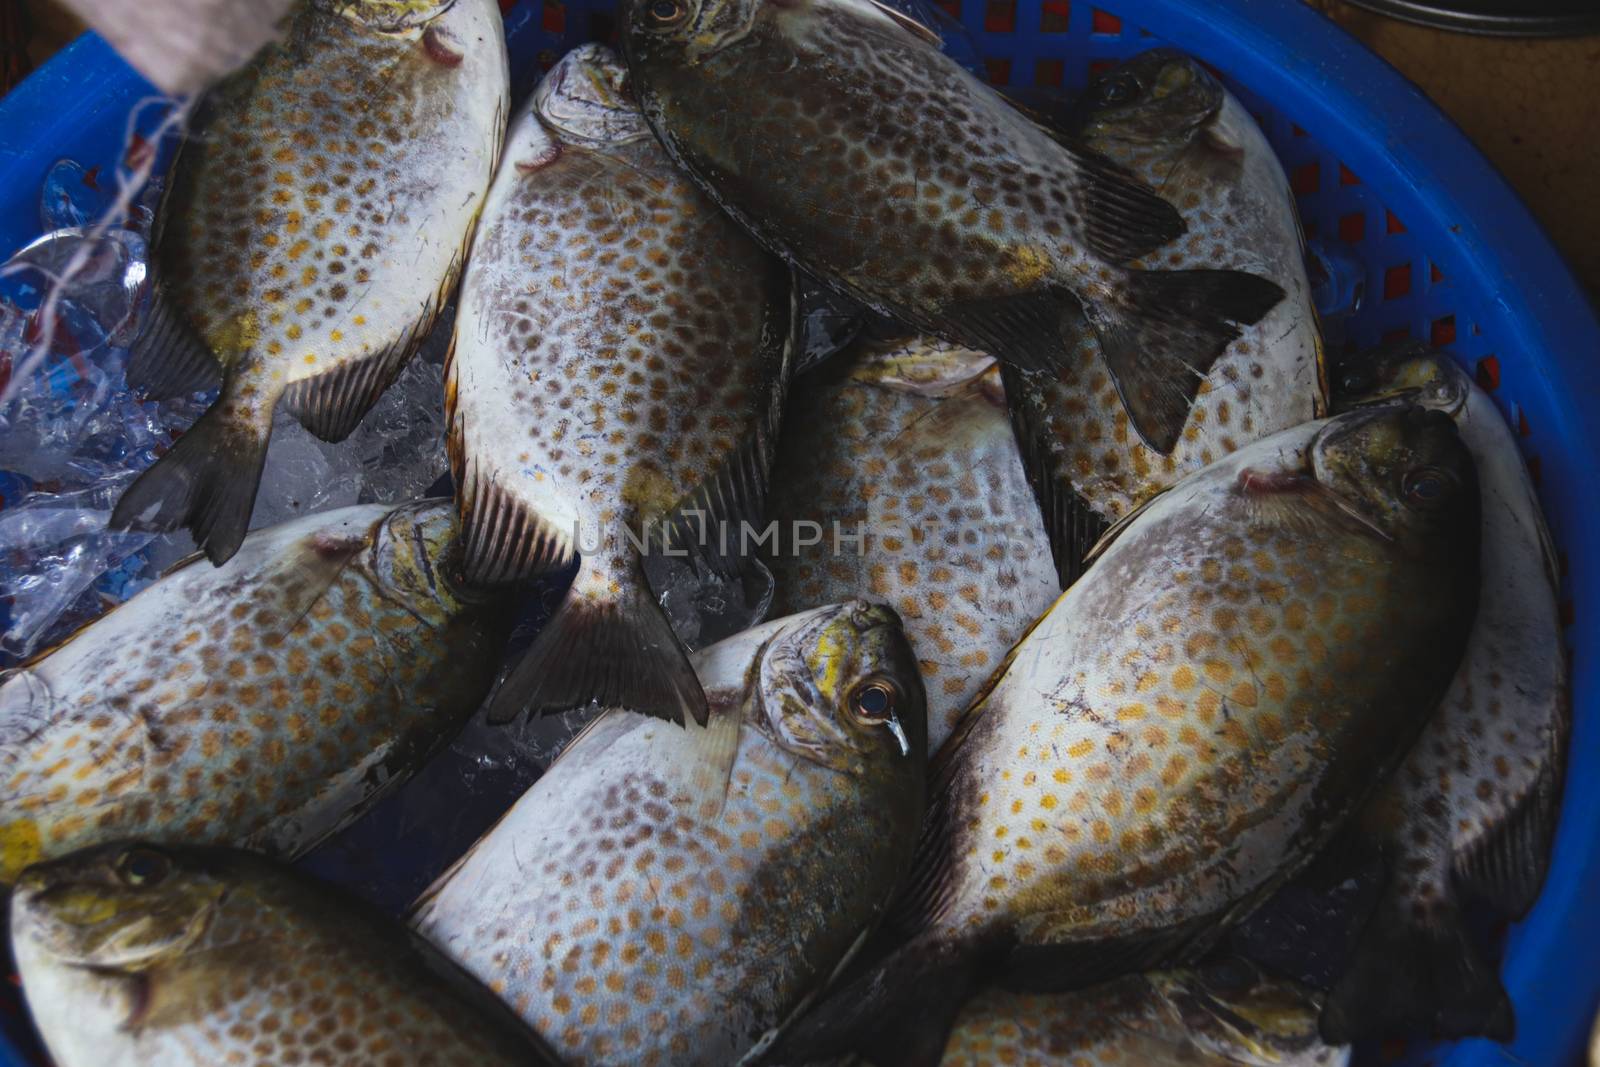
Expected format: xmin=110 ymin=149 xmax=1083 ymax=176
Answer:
xmin=768 ymin=333 xmax=1059 ymax=753
xmin=448 ymin=44 xmax=792 ymax=729
xmin=621 ymin=0 xmax=1285 ymax=456
xmin=0 ymin=501 xmax=508 ymax=883
xmin=11 ymin=842 xmax=563 ymax=1067
xmin=944 ymin=959 xmax=1349 ymax=1067
xmin=773 ymin=405 xmax=1480 ymax=1067
xmin=1317 ymin=342 xmax=1567 ymax=1042
xmin=111 ymin=0 xmax=509 ymax=564
xmin=1006 ymin=49 xmax=1325 ymax=584
xmin=411 ymin=600 xmax=925 ymax=1067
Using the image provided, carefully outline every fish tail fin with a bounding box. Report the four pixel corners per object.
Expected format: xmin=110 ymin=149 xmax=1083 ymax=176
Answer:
xmin=1087 ymin=267 xmax=1286 ymax=454
xmin=763 ymin=935 xmax=980 ymax=1067
xmin=485 ymin=568 xmax=708 ymax=727
xmin=109 ymin=395 xmax=271 ymax=566
xmin=1320 ymin=900 xmax=1513 ymax=1043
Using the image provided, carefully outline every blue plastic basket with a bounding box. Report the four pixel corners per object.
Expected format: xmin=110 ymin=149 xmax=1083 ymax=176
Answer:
xmin=1 ymin=0 xmax=1597 ymax=1063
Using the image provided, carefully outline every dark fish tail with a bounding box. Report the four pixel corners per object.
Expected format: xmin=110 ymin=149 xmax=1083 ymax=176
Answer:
xmin=109 ymin=381 xmax=274 ymax=566
xmin=1320 ymin=898 xmax=1513 ymax=1043
xmin=1086 ymin=267 xmax=1286 ymax=454
xmin=763 ymin=934 xmax=983 ymax=1067
xmin=485 ymin=564 xmax=708 ymax=727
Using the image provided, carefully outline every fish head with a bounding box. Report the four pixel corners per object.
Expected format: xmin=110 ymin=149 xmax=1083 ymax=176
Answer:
xmin=313 ymin=0 xmax=458 ymax=33
xmin=1332 ymin=340 xmax=1469 ymax=418
xmin=754 ymin=600 xmax=927 ymax=775
xmin=11 ymin=843 xmax=227 ymax=975
xmin=1076 ymin=48 xmax=1224 ymax=149
xmin=534 ymin=44 xmax=654 ymax=145
xmin=1150 ymin=959 xmax=1343 ymax=1066
xmin=621 ymin=0 xmax=761 ymax=66
xmin=1309 ymin=403 xmax=1478 ymax=557
xmin=366 ymin=499 xmax=499 ymax=618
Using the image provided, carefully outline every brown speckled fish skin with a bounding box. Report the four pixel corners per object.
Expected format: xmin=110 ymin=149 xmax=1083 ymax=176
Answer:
xmin=621 ymin=0 xmax=1285 ymax=455
xmin=11 ymin=842 xmax=563 ymax=1067
xmin=112 ymin=0 xmax=508 ymax=565
xmin=1007 ymin=49 xmax=1324 ymax=581
xmin=775 ymin=407 xmax=1477 ymax=1067
xmin=1319 ymin=344 xmax=1567 ymax=1043
xmin=768 ymin=334 xmax=1059 ymax=755
xmin=0 ymin=501 xmax=508 ymax=884
xmin=918 ymin=407 xmax=1476 ymax=963
xmin=944 ymin=961 xmax=1349 ymax=1067
xmin=450 ymin=44 xmax=790 ymax=728
xmin=411 ymin=601 xmax=925 ymax=1067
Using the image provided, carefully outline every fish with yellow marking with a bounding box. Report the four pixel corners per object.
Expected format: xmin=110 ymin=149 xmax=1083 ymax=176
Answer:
xmin=1317 ymin=342 xmax=1568 ymax=1043
xmin=411 ymin=600 xmax=925 ymax=1067
xmin=768 ymin=332 xmax=1059 ymax=754
xmin=11 ymin=841 xmax=564 ymax=1067
xmin=942 ymin=959 xmax=1348 ymax=1066
xmin=448 ymin=44 xmax=792 ymax=729
xmin=111 ymin=0 xmax=509 ymax=564
xmin=1006 ymin=50 xmax=1325 ymax=583
xmin=772 ymin=405 xmax=1479 ymax=1067
xmin=621 ymin=0 xmax=1287 ymax=457
xmin=0 ymin=501 xmax=509 ymax=883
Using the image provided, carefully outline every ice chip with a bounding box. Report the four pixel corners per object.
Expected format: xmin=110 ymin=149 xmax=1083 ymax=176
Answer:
xmin=646 ymin=552 xmax=775 ymax=651
xmin=2 ymin=226 xmax=150 ymax=355
xmin=39 ymin=159 xmax=115 ymax=232
xmin=248 ymin=415 xmax=365 ymax=531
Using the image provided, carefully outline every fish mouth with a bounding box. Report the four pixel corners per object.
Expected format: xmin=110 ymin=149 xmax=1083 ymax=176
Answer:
xmin=535 ymin=46 xmax=652 ymax=144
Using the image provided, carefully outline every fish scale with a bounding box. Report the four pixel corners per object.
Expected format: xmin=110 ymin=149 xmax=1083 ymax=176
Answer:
xmin=1007 ymin=50 xmax=1323 ymax=581
xmin=0 ymin=502 xmax=508 ymax=883
xmin=624 ymin=0 xmax=1285 ymax=456
xmin=112 ymin=0 xmax=507 ymax=563
xmin=768 ymin=334 xmax=1059 ymax=754
xmin=451 ymin=45 xmax=790 ymax=728
xmin=1320 ymin=345 xmax=1567 ymax=1042
xmin=944 ymin=964 xmax=1349 ymax=1066
xmin=412 ymin=601 xmax=926 ymax=1067
xmin=770 ymin=406 xmax=1478 ymax=1067
xmin=11 ymin=844 xmax=563 ymax=1067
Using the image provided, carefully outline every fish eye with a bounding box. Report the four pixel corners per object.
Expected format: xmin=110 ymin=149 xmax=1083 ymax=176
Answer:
xmin=115 ymin=847 xmax=173 ymax=888
xmin=1204 ymin=958 xmax=1257 ymax=995
xmin=1402 ymin=465 xmax=1454 ymax=508
xmin=849 ymin=679 xmax=897 ymax=723
xmin=646 ymin=0 xmax=686 ymax=24
xmin=1096 ymin=73 xmax=1141 ymax=107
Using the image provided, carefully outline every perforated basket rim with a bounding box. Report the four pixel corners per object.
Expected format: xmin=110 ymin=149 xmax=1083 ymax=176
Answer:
xmin=0 ymin=2 xmax=1598 ymax=1065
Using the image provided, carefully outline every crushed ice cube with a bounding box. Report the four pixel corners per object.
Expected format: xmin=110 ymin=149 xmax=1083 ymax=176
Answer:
xmin=3 ymin=227 xmax=150 ymax=355
xmin=39 ymin=160 xmax=116 ymax=233
xmin=648 ymin=552 xmax=775 ymax=651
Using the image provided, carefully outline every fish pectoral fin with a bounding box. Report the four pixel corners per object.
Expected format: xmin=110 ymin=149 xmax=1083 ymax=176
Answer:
xmin=680 ymin=688 xmax=742 ymax=825
xmin=109 ymin=394 xmax=273 ymax=566
xmin=485 ymin=576 xmax=710 ymax=727
xmin=1087 ymin=267 xmax=1285 ymax=455
xmin=1320 ymin=901 xmax=1513 ymax=1043
xmin=1067 ymin=143 xmax=1188 ymax=264
xmin=1452 ymin=730 xmax=1565 ymax=917
xmin=125 ymin=280 xmax=224 ymax=400
xmin=454 ymin=455 xmax=577 ymax=585
xmin=280 ymin=326 xmax=427 ymax=444
xmin=1002 ymin=363 xmax=1112 ymax=586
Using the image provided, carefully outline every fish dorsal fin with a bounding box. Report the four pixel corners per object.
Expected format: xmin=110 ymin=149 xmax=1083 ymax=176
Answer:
xmin=125 ymin=279 xmax=224 ymax=400
xmin=861 ymin=0 xmax=943 ymax=46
